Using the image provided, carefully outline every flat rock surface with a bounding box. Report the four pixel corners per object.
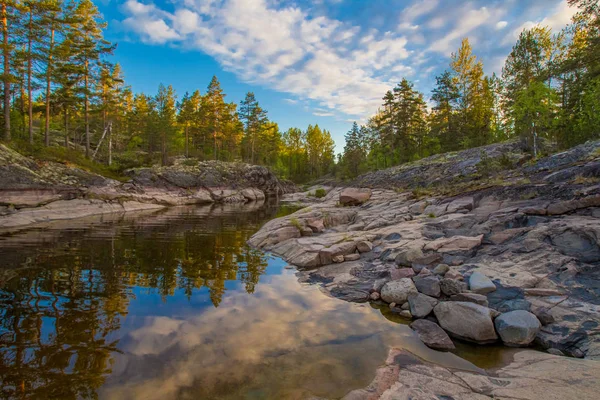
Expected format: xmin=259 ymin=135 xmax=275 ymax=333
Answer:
xmin=341 ymin=348 xmax=600 ymax=400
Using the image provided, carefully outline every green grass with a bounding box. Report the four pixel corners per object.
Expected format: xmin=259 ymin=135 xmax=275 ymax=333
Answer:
xmin=9 ymin=141 xmax=128 ymax=182
xmin=289 ymin=217 xmax=302 ymax=230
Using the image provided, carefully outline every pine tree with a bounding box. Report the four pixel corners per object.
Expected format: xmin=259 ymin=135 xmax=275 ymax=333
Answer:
xmin=342 ymin=122 xmax=367 ymax=177
xmin=155 ymin=83 xmax=176 ymax=165
xmin=54 ymin=34 xmax=81 ymax=148
xmin=431 ymin=70 xmax=459 ymax=151
xmin=451 ymin=38 xmax=487 ymax=148
xmin=204 ymin=76 xmax=226 ymax=160
xmin=239 ymin=91 xmax=267 ymax=163
xmin=69 ymin=0 xmax=114 ymax=157
xmin=1 ymin=1 xmax=17 ymax=141
xmin=503 ymin=27 xmax=556 ymax=150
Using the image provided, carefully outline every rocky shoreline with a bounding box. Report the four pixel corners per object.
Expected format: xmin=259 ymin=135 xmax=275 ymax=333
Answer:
xmin=0 ymin=144 xmax=294 ymax=231
xmin=249 ymin=140 xmax=600 ymax=398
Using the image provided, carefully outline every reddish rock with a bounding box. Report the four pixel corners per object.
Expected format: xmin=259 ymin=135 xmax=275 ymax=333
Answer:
xmin=339 ymin=187 xmax=372 ymax=206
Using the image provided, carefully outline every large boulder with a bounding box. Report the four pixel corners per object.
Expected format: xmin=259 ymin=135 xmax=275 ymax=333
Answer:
xmin=380 ymin=278 xmax=418 ymax=304
xmin=408 ymin=292 xmax=438 ymax=318
xmin=469 ymin=271 xmax=497 ymax=294
xmin=339 ymin=188 xmax=372 ymax=206
xmin=412 ymin=275 xmax=441 ymax=297
xmin=494 ymin=310 xmax=541 ymax=347
xmin=434 ymin=302 xmax=498 ymax=343
xmin=410 ymin=319 xmax=455 ymax=351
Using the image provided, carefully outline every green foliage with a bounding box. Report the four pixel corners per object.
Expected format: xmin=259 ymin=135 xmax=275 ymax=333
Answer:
xmin=427 ymin=213 xmax=436 ymax=218
xmin=476 ymin=151 xmax=502 ymax=177
xmin=289 ymin=217 xmax=302 ymax=230
xmin=314 ymin=188 xmax=327 ymax=198
xmin=411 ymin=187 xmax=432 ymax=199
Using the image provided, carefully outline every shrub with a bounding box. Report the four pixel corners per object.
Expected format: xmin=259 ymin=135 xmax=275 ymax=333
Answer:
xmin=181 ymin=158 xmax=198 ymax=167
xmin=314 ymin=188 xmax=327 ymax=198
xmin=289 ymin=217 xmax=302 ymax=230
xmin=476 ymin=151 xmax=502 ymax=178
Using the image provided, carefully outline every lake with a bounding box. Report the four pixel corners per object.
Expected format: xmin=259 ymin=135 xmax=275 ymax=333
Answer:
xmin=0 ymin=202 xmax=512 ymax=400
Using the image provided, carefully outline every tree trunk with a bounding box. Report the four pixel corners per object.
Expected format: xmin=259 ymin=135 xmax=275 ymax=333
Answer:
xmin=162 ymin=130 xmax=167 ymax=166
xmin=251 ymin=132 xmax=255 ymax=164
xmin=185 ymin=125 xmax=189 ymax=158
xmin=45 ymin=28 xmax=55 ymax=147
xmin=84 ymin=60 xmax=90 ymax=157
xmin=108 ymin=124 xmax=112 ymax=166
xmin=28 ymin=11 xmax=33 ymax=143
xmin=64 ymin=107 xmax=68 ymax=148
xmin=20 ymin=56 xmax=25 ymax=136
xmin=2 ymin=4 xmax=10 ymax=142
xmin=213 ymin=131 xmax=217 ymax=161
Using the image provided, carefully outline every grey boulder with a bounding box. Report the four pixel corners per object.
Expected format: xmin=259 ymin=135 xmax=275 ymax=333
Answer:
xmin=434 ymin=301 xmax=498 ymax=343
xmin=380 ymin=278 xmax=418 ymax=304
xmin=469 ymin=271 xmax=497 ymax=294
xmin=410 ymin=319 xmax=455 ymax=351
xmin=408 ymin=292 xmax=438 ymax=318
xmin=494 ymin=310 xmax=541 ymax=347
xmin=412 ymin=275 xmax=441 ymax=297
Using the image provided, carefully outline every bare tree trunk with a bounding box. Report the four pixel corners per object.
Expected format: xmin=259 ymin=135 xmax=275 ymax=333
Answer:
xmin=64 ymin=107 xmax=68 ymax=148
xmin=108 ymin=124 xmax=112 ymax=166
xmin=20 ymin=53 xmax=25 ymax=136
xmin=251 ymin=131 xmax=255 ymax=164
xmin=84 ymin=60 xmax=90 ymax=157
xmin=2 ymin=4 xmax=10 ymax=142
xmin=162 ymin=130 xmax=167 ymax=166
xmin=185 ymin=125 xmax=188 ymax=158
xmin=213 ymin=131 xmax=217 ymax=161
xmin=28 ymin=11 xmax=33 ymax=143
xmin=45 ymin=28 xmax=55 ymax=147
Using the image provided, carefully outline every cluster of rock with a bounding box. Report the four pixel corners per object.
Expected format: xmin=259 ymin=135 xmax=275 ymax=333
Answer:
xmin=376 ymin=266 xmax=542 ymax=350
xmin=249 ymin=140 xmax=600 ymax=361
xmin=0 ymin=145 xmax=294 ymax=230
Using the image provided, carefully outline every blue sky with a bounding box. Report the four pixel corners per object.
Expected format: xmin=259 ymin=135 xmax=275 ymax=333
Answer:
xmin=97 ymin=0 xmax=578 ymax=152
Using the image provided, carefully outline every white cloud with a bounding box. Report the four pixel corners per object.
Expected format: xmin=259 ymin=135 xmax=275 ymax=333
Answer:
xmin=314 ymin=111 xmax=335 ymax=117
xmin=504 ymin=0 xmax=577 ymax=44
xmin=119 ymin=0 xmax=579 ymax=122
xmin=400 ymin=0 xmax=439 ymax=25
xmin=120 ymin=0 xmax=412 ymax=118
xmin=429 ymin=6 xmax=492 ymax=54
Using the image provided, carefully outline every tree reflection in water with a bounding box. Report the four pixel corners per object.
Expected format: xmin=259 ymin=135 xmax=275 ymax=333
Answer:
xmin=0 ymin=202 xmax=289 ymax=399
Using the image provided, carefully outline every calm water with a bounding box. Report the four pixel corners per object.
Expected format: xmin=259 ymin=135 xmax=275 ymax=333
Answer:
xmin=0 ymin=202 xmax=513 ymax=400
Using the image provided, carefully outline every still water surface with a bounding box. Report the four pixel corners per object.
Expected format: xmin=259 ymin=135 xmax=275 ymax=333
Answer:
xmin=0 ymin=202 xmax=512 ymax=399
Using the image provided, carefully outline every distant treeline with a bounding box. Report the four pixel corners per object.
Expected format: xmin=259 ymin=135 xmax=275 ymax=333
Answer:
xmin=339 ymin=0 xmax=599 ymax=178
xmin=0 ymin=0 xmax=335 ymax=183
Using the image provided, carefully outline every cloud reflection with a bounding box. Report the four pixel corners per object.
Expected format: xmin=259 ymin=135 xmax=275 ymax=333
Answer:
xmin=101 ymin=272 xmax=478 ymax=400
